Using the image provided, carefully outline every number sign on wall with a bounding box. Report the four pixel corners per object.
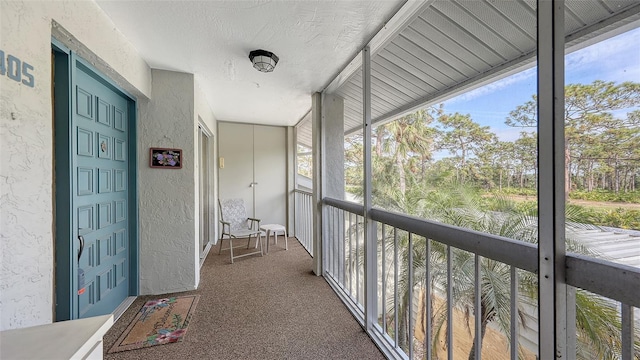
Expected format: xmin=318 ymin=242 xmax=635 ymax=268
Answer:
xmin=0 ymin=50 xmax=35 ymax=88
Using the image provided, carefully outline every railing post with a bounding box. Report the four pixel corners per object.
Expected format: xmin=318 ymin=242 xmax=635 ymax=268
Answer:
xmin=621 ymin=304 xmax=634 ymax=360
xmin=510 ymin=266 xmax=519 ymax=360
xmin=566 ymin=286 xmax=576 ymax=360
xmin=312 ymin=92 xmax=323 ymax=276
xmin=537 ymin=0 xmax=567 ymax=358
xmin=362 ymin=46 xmax=377 ymax=332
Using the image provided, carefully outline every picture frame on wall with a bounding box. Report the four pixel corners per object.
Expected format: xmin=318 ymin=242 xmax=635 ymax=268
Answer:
xmin=150 ymin=148 xmax=182 ymax=169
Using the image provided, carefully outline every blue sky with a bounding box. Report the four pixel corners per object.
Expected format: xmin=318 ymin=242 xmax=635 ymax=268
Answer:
xmin=441 ymin=26 xmax=640 ymax=142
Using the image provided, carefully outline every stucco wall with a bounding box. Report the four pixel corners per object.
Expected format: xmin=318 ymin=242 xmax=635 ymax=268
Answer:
xmin=0 ymin=0 xmax=151 ymax=330
xmin=138 ymin=70 xmax=197 ymax=294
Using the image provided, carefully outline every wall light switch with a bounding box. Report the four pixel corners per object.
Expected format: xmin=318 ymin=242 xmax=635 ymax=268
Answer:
xmin=219 ymin=157 xmax=225 ymax=168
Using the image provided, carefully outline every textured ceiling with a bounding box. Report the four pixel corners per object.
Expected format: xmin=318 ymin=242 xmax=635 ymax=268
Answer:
xmin=95 ymin=0 xmax=405 ymax=126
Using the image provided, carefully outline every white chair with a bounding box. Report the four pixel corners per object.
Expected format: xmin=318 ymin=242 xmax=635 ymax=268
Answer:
xmin=218 ymin=199 xmax=264 ymax=263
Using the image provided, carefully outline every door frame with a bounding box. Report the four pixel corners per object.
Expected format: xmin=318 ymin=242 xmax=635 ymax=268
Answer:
xmin=52 ymin=38 xmax=139 ymax=321
xmin=198 ymin=119 xmax=215 ymax=262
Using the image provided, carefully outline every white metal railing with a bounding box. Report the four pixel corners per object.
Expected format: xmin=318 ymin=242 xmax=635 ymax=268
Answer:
xmin=323 ymin=198 xmax=366 ymax=321
xmin=294 ymin=189 xmax=314 ymax=256
xmin=322 ymin=196 xmax=640 ymax=360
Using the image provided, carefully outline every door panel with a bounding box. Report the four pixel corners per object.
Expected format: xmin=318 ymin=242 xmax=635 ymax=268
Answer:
xmin=253 ymin=125 xmax=286 ymax=225
xmin=72 ymin=62 xmax=129 ymax=318
xmin=218 ymin=123 xmax=255 ymax=218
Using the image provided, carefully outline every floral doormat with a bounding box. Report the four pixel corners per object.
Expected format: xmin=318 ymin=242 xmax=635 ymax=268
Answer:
xmin=108 ymin=295 xmax=200 ymax=353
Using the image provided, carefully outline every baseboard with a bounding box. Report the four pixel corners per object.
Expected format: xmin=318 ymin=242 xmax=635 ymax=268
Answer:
xmin=112 ymin=296 xmax=136 ymax=322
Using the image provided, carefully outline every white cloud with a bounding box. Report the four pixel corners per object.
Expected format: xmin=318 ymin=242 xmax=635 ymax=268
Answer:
xmin=566 ymin=28 xmax=640 ymax=82
xmin=447 ymin=67 xmax=537 ymax=104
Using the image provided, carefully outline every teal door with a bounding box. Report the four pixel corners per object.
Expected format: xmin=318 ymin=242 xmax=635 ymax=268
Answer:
xmin=53 ymin=46 xmax=137 ymax=321
xmin=68 ymin=57 xmax=132 ymax=318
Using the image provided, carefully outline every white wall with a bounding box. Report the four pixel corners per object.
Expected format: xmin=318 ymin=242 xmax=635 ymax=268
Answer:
xmin=0 ymin=0 xmax=151 ymax=331
xmin=138 ymin=70 xmax=197 ymax=294
xmin=137 ymin=72 xmax=218 ymax=294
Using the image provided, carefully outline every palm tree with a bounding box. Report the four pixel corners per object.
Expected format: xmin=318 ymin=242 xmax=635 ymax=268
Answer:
xmin=374 ymin=109 xmax=438 ymax=198
xmin=345 ymin=179 xmax=638 ymax=359
xmin=374 ymin=185 xmax=637 ymax=359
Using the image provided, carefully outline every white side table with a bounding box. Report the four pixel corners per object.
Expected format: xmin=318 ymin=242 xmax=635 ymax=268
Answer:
xmin=259 ymin=224 xmax=288 ymax=253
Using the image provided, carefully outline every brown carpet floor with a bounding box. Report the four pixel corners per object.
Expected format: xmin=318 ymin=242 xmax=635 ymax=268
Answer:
xmin=103 ymin=238 xmax=385 ymax=360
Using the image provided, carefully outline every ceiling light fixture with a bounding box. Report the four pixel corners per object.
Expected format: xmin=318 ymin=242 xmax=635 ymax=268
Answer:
xmin=249 ymin=49 xmax=279 ymax=73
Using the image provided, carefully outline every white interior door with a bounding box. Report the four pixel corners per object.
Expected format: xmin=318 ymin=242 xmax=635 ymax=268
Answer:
xmin=253 ymin=125 xmax=286 ymax=225
xmin=218 ymin=122 xmax=255 ymax=219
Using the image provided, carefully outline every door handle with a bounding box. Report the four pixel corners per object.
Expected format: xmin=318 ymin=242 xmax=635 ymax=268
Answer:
xmin=77 ymin=235 xmax=85 ymax=263
xmin=249 ymin=182 xmax=258 ymax=187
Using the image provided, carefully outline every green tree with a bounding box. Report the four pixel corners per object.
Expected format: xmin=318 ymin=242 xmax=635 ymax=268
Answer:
xmin=296 ymin=144 xmax=313 ymax=178
xmin=513 ymin=132 xmax=537 ymax=190
xmin=437 ymin=113 xmax=497 ymax=184
xmin=344 ymin=133 xmax=364 ymax=193
xmin=494 ymin=141 xmax=517 ymax=190
xmin=591 ymin=110 xmax=640 ymax=193
xmin=506 ymin=80 xmax=640 ymax=196
xmin=374 ymin=108 xmax=439 ymax=197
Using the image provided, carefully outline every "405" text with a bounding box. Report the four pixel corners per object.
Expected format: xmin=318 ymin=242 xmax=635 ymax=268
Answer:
xmin=0 ymin=50 xmax=35 ymax=88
